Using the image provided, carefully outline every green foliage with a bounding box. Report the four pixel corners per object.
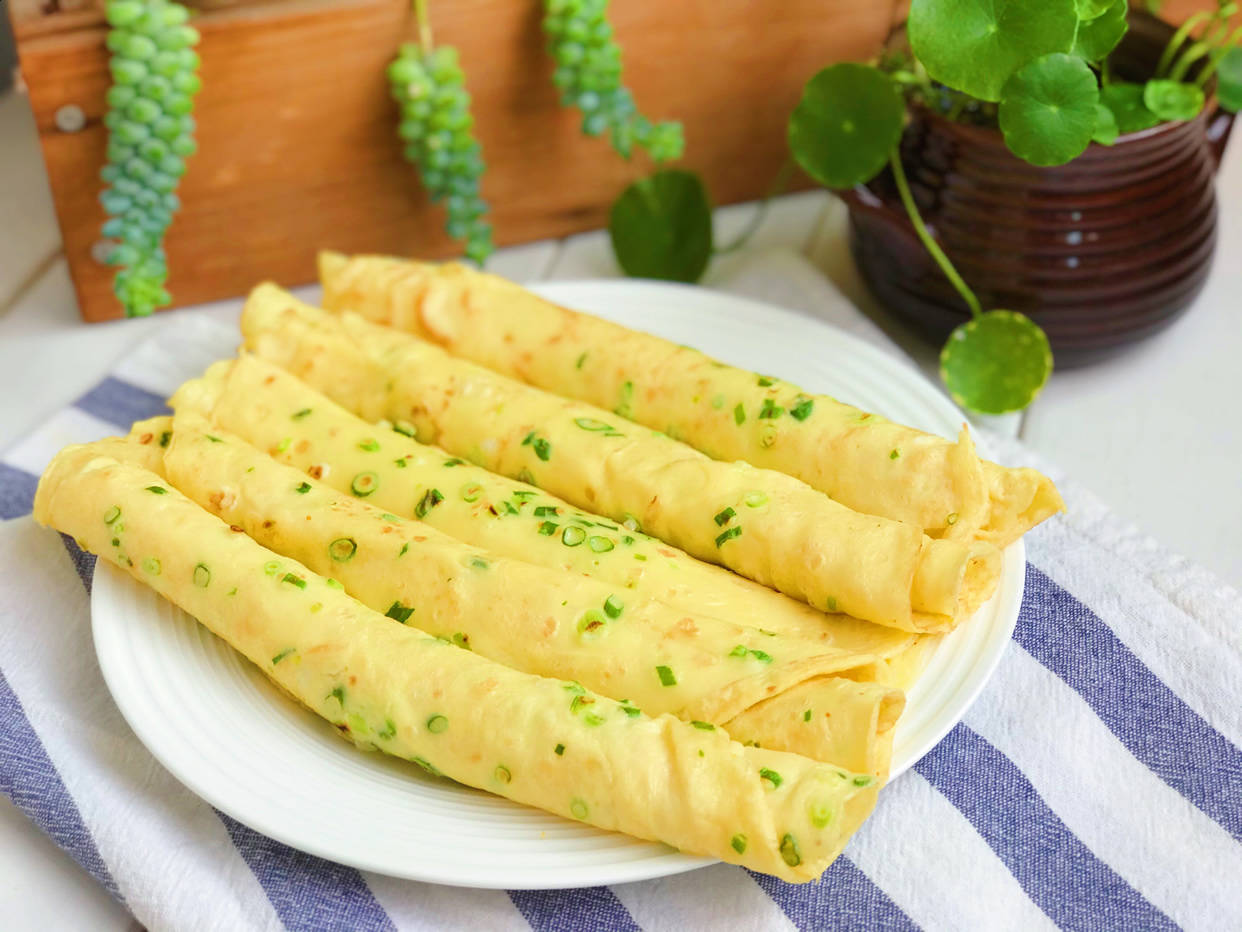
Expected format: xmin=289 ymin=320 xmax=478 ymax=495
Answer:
xmin=1071 ymin=0 xmax=1129 ymax=61
xmin=907 ymin=0 xmax=1078 ymax=102
xmin=1217 ymin=47 xmax=1242 ymax=112
xmin=542 ymin=0 xmax=683 ymax=162
xmin=1091 ymin=102 xmax=1120 ymax=145
xmin=1075 ymin=0 xmax=1116 ymax=19
xmin=1099 ymin=82 xmax=1161 ymax=134
xmin=608 ymin=170 xmax=712 ymax=282
xmin=1143 ymin=79 xmax=1205 ymax=121
xmin=99 ymin=0 xmax=200 ymax=317
xmin=940 ymin=311 xmax=1053 ymax=414
xmin=787 ymin=64 xmax=905 ymax=189
xmin=389 ymin=44 xmax=492 ymax=264
xmin=998 ymin=54 xmax=1100 ymax=166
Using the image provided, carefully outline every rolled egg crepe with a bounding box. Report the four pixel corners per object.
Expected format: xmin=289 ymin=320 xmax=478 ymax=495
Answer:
xmin=154 ymin=414 xmax=902 ymax=772
xmin=169 ymin=355 xmax=914 ymax=659
xmin=241 ymin=285 xmax=1001 ymax=633
xmin=318 ymin=253 xmax=1064 ymax=546
xmin=34 ymin=442 xmax=881 ymax=882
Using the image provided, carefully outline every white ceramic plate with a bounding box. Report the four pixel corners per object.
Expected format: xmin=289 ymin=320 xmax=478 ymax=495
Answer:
xmin=92 ymin=280 xmax=1023 ymax=889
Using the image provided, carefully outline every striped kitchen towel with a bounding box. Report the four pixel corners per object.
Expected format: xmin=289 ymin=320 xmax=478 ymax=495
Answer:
xmin=1 ymin=252 xmax=1239 ymax=931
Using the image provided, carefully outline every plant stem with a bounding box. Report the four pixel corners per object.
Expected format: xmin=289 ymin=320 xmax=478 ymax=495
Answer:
xmin=1195 ymin=26 xmax=1242 ymax=86
xmin=413 ymin=0 xmax=433 ymax=53
xmin=713 ymin=158 xmax=795 ymax=255
xmin=1157 ymin=11 xmax=1210 ymax=77
xmin=888 ymin=149 xmax=981 ymax=319
xmin=1171 ymin=40 xmax=1213 ymax=82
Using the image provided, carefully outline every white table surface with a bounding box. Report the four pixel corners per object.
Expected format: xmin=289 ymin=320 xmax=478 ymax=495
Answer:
xmin=2 ymin=82 xmax=1240 ymax=928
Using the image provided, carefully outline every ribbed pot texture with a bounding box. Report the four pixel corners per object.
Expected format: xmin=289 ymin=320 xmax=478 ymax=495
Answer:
xmin=843 ymin=12 xmax=1235 ymax=367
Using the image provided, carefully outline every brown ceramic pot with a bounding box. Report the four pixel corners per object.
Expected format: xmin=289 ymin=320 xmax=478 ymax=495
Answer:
xmin=842 ymin=12 xmax=1235 ymax=367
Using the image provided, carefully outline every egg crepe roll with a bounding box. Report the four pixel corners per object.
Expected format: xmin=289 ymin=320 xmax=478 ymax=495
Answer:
xmin=318 ymin=253 xmax=1064 ymax=547
xmin=155 ymin=414 xmax=902 ymax=772
xmin=169 ymin=355 xmax=914 ymax=660
xmin=241 ymin=285 xmax=1000 ymax=633
xmin=34 ymin=443 xmax=882 ymax=882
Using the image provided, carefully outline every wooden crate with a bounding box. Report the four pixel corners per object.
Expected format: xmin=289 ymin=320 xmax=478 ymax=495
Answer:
xmin=11 ymin=0 xmax=901 ymax=321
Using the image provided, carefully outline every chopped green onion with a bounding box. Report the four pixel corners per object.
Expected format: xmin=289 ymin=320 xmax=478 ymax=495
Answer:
xmin=264 ymin=561 xmax=282 ymax=577
xmin=325 ymin=577 xmax=344 ymax=590
xmin=759 ymin=399 xmax=784 ymax=419
xmin=809 ymin=801 xmax=834 ymax=828
xmin=759 ymin=768 xmax=783 ymax=789
xmin=603 ymin=595 xmax=623 ymax=618
xmin=731 ymin=834 xmax=747 ymax=854
xmin=351 ymin=471 xmax=379 ymax=496
xmin=377 ymin=719 xmax=397 ymax=740
xmin=750 ymin=649 xmax=773 ymax=664
xmin=275 ymin=438 xmax=291 ymax=453
xmin=715 ymin=526 xmax=742 ymax=547
xmin=790 ymin=398 xmax=814 ymax=421
xmin=575 ymin=352 xmax=588 ymax=369
xmin=656 ymin=665 xmax=677 ymax=687
xmin=451 ymin=632 xmax=472 ymax=650
xmin=825 ymin=596 xmax=838 ymax=612
xmin=468 ymin=556 xmax=489 ymax=570
xmin=443 ymin=457 xmax=465 ymax=467
xmin=104 ymin=506 xmax=122 ymax=524
xmin=426 ymin=714 xmax=448 ymax=734
xmin=691 ymin=720 xmax=715 ymax=731
xmin=392 ymin=421 xmax=417 ymax=438
xmin=385 ymin=601 xmax=414 ymax=623
xmin=562 ymin=526 xmax=586 ymax=547
xmin=615 ymin=380 xmax=634 ymax=417
xmin=494 ymin=765 xmax=511 ymax=784
xmin=587 ymin=536 xmax=614 ymax=553
xmin=622 ymin=535 xmax=635 ymax=545
xmin=714 ymin=507 xmax=735 ymax=526
xmin=381 ymin=513 xmax=400 ymax=523
xmin=415 ymin=488 xmax=444 ymax=518
xmin=728 ymin=645 xmax=748 ymax=658
xmin=460 ymin=483 xmax=483 ymax=503
xmin=292 ymin=408 xmax=312 ymax=420
xmin=574 ymin=417 xmax=613 ymax=431
xmin=329 ymin=537 xmax=357 ymax=562
xmin=193 ymin=563 xmax=211 ymax=587
xmin=534 ymin=505 xmax=558 ymax=517
xmin=570 ymin=798 xmax=589 ymax=820
xmin=500 ymin=501 xmax=520 ymax=516
xmin=358 ymin=438 xmax=381 ymax=452
xmin=145 ymin=485 xmax=167 ymax=494
xmin=329 ymin=685 xmax=346 ymax=705
xmin=803 ymin=709 xmax=813 ymax=722
xmin=743 ymin=491 xmax=768 ymax=508
xmin=853 ymin=775 xmax=874 ymax=787
xmin=533 ymin=437 xmax=551 ymax=461
xmin=282 ymin=572 xmax=307 ymax=589
xmin=779 ymin=834 xmax=801 ymax=867
xmin=272 ymin=648 xmax=295 ymax=665
xmin=622 ymin=514 xmax=641 ymax=532
xmin=516 ymin=468 xmax=536 ymax=485
xmin=205 ymin=435 xmax=223 ymax=443
xmin=142 ymin=557 xmax=161 ymax=576
xmin=538 ymin=521 xmax=558 ymax=536
xmin=619 ymin=701 xmax=642 ymax=718
xmin=734 ymin=403 xmax=746 ymax=425
xmin=757 ymin=375 xmax=776 ymax=387
xmin=946 ymin=512 xmax=959 ymax=526
xmin=889 ymin=448 xmax=900 ymax=460
xmin=294 ymin=481 xmax=311 ymax=494
xmin=555 ymin=743 xmax=566 ymax=755
xmin=513 ymin=490 xmax=537 ymax=501
xmin=394 ymin=457 xmax=408 ymax=469
xmin=158 ymin=430 xmax=172 ymax=447
xmin=411 ymin=757 xmax=442 ymax=777
xmin=578 ymin=609 xmax=607 ymax=637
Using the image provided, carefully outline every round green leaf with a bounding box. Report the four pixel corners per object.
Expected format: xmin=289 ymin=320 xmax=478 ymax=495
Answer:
xmin=998 ymin=54 xmax=1099 ymax=166
xmin=1091 ymin=102 xmax=1119 ymax=145
xmin=940 ymin=310 xmax=1053 ymax=414
xmin=787 ymin=64 xmax=904 ymax=189
xmin=908 ymin=0 xmax=1079 ymax=102
xmin=1143 ymin=79 xmax=1205 ymax=122
xmin=1074 ymin=0 xmax=1115 ymax=20
xmin=609 ymin=169 xmax=712 ymax=283
xmin=1099 ymin=82 xmax=1161 ymax=134
xmin=1071 ymin=0 xmax=1128 ymax=62
xmin=1217 ymin=47 xmax=1242 ymax=114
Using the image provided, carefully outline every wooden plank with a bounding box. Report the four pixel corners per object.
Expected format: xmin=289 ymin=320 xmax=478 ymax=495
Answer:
xmin=16 ymin=0 xmax=893 ymax=321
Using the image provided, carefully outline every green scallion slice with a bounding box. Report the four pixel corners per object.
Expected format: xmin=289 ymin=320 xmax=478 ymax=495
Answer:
xmin=730 ymin=833 xmax=747 ymax=855
xmin=460 ymin=483 xmax=483 ymax=503
xmin=358 ymin=438 xmax=381 ymax=452
xmin=555 ymin=743 xmax=566 ymax=756
xmin=534 ymin=505 xmax=558 ymax=517
xmin=759 ymin=767 xmax=783 ymax=789
xmin=803 ymin=709 xmax=813 ymax=722
xmin=577 ymin=609 xmax=607 ymax=637
xmin=779 ymin=834 xmax=801 ymax=867
xmin=325 ymin=577 xmax=344 ymax=589
xmin=728 ymin=645 xmax=748 ymax=658
xmin=377 ymin=720 xmax=397 ymax=740
xmin=715 ymin=526 xmax=742 ymax=547
xmin=570 ymin=798 xmax=589 ymax=820
xmin=158 ymin=430 xmax=172 ymax=447
xmin=587 ymin=536 xmax=614 ymax=553
xmin=691 ymin=720 xmax=715 ymax=731
xmin=392 ymin=421 xmax=417 ymax=438
xmin=192 ymin=563 xmax=211 ymax=587
xmin=292 ymin=408 xmax=312 ymax=420
xmin=494 ymin=765 xmax=511 ymax=784
xmin=351 ymin=471 xmax=379 ymax=496
xmin=443 ymin=457 xmax=465 ymax=467
xmin=426 ymin=714 xmax=448 ymax=734
xmin=759 ymin=399 xmax=784 ymax=419
xmin=790 ymin=398 xmax=814 ymax=421
xmin=615 ymin=380 xmax=634 ymax=417
xmin=538 ymin=521 xmax=558 ymax=536
xmin=656 ymin=665 xmax=677 ymax=687
xmin=415 ymin=488 xmax=444 ymax=518
xmin=294 ymin=481 xmax=311 ymax=494
xmin=145 ymin=485 xmax=167 ymax=494
xmin=743 ymin=491 xmax=768 ymax=508
xmin=733 ymin=403 xmax=746 ymax=425
xmin=104 ymin=506 xmax=122 ymax=525
xmin=825 ymin=596 xmax=838 ymax=612
xmin=757 ymin=375 xmax=776 ymax=387
xmin=562 ymin=526 xmax=586 ymax=547
xmin=532 ymin=437 xmax=551 ymax=461
xmin=603 ymin=595 xmax=623 ymax=618
xmin=750 ymin=649 xmax=773 ymax=664
xmin=329 ymin=685 xmax=346 ymax=705
xmin=329 ymin=538 xmax=357 ymax=562
xmin=271 ymin=648 xmax=296 ymax=665
xmin=713 ymin=507 xmax=735 ymax=526
xmin=574 ymin=417 xmax=612 ymax=431
xmin=385 ymin=601 xmax=414 ymax=624
xmin=281 ymin=572 xmax=307 ymax=589
xmin=142 ymin=557 xmax=161 ymax=576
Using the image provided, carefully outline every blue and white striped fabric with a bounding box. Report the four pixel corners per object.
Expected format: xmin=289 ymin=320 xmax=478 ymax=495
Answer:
xmin=1 ymin=271 xmax=1239 ymax=931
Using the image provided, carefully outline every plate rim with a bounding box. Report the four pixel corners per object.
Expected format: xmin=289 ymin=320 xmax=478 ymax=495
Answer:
xmin=90 ymin=277 xmax=1022 ymax=888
